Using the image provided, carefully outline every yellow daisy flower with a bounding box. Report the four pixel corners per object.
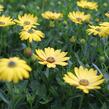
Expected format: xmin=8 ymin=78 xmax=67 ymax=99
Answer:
xmin=20 ymin=28 xmax=45 ymax=43
xmin=0 ymin=57 xmax=32 ymax=83
xmin=15 ymin=14 xmax=39 ymax=29
xmin=68 ymin=11 xmax=91 ymax=24
xmin=63 ymin=66 xmax=104 ymax=93
xmin=34 ymin=47 xmax=70 ymax=68
xmin=0 ymin=4 xmax=4 ymax=12
xmin=87 ymin=25 xmax=109 ymax=37
xmin=77 ymin=1 xmax=98 ymax=10
xmin=0 ymin=16 xmax=15 ymax=27
xmin=42 ymin=11 xmax=63 ymax=20
xmin=99 ymin=22 xmax=109 ymax=27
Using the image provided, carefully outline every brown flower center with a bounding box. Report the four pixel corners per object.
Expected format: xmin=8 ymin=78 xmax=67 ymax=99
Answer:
xmin=24 ymin=21 xmax=31 ymax=25
xmin=8 ymin=61 xmax=16 ymax=68
xmin=77 ymin=17 xmax=82 ymax=21
xmin=95 ymin=28 xmax=101 ymax=32
xmin=0 ymin=21 xmax=5 ymax=25
xmin=28 ymin=29 xmax=34 ymax=34
xmin=46 ymin=57 xmax=55 ymax=63
xmin=79 ymin=79 xmax=89 ymax=86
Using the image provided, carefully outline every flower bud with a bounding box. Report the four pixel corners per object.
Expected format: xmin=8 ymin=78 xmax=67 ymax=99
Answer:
xmin=69 ymin=36 xmax=76 ymax=43
xmin=99 ymin=56 xmax=105 ymax=63
xmin=80 ymin=38 xmax=86 ymax=44
xmin=24 ymin=47 xmax=32 ymax=57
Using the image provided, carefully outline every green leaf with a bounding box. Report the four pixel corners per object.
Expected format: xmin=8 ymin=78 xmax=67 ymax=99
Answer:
xmin=0 ymin=91 xmax=9 ymax=105
xmin=101 ymin=103 xmax=107 ymax=109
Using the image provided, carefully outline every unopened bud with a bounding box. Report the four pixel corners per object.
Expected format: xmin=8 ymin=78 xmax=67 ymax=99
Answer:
xmin=24 ymin=47 xmax=32 ymax=57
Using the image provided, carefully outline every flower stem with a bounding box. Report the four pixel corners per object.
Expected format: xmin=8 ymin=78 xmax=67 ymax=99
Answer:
xmin=79 ymin=94 xmax=84 ymax=109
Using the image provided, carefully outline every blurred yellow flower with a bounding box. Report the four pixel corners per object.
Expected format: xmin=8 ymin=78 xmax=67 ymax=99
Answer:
xmin=77 ymin=1 xmax=98 ymax=10
xmin=20 ymin=28 xmax=45 ymax=43
xmin=0 ymin=4 xmax=4 ymax=12
xmin=15 ymin=14 xmax=39 ymax=29
xmin=68 ymin=11 xmax=91 ymax=24
xmin=99 ymin=22 xmax=109 ymax=27
xmin=105 ymin=12 xmax=109 ymax=18
xmin=42 ymin=11 xmax=63 ymax=20
xmin=34 ymin=47 xmax=69 ymax=68
xmin=63 ymin=66 xmax=104 ymax=93
xmin=87 ymin=25 xmax=109 ymax=37
xmin=0 ymin=16 xmax=15 ymax=27
xmin=0 ymin=57 xmax=32 ymax=83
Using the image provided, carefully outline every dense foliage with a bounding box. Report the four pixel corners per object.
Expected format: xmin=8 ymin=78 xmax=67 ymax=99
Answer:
xmin=0 ymin=0 xmax=109 ymax=109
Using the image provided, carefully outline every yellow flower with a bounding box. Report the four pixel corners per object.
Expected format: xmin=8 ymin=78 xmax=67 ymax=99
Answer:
xmin=0 ymin=4 xmax=4 ymax=12
xmin=0 ymin=16 xmax=15 ymax=27
xmin=20 ymin=28 xmax=45 ymax=43
xmin=87 ymin=25 xmax=109 ymax=37
xmin=77 ymin=1 xmax=98 ymax=10
xmin=68 ymin=11 xmax=91 ymax=24
xmin=105 ymin=12 xmax=109 ymax=18
xmin=15 ymin=14 xmax=39 ymax=29
xmin=63 ymin=66 xmax=104 ymax=93
xmin=34 ymin=47 xmax=70 ymax=68
xmin=100 ymin=22 xmax=109 ymax=27
xmin=0 ymin=57 xmax=32 ymax=83
xmin=42 ymin=11 xmax=63 ymax=20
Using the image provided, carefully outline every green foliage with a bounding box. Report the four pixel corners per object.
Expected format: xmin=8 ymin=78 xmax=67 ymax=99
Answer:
xmin=0 ymin=0 xmax=109 ymax=109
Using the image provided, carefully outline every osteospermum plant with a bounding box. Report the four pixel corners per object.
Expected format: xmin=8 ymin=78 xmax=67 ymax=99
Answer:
xmin=68 ymin=11 xmax=91 ymax=24
xmin=20 ymin=27 xmax=45 ymax=43
xmin=42 ymin=11 xmax=63 ymax=20
xmin=0 ymin=16 xmax=15 ymax=27
xmin=0 ymin=57 xmax=32 ymax=83
xmin=87 ymin=23 xmax=109 ymax=37
xmin=34 ymin=47 xmax=70 ymax=68
xmin=77 ymin=0 xmax=98 ymax=10
xmin=63 ymin=66 xmax=104 ymax=94
xmin=15 ymin=14 xmax=39 ymax=29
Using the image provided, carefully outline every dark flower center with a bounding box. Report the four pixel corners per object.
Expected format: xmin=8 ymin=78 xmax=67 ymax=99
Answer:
xmin=24 ymin=21 xmax=31 ymax=25
xmin=46 ymin=57 xmax=55 ymax=63
xmin=0 ymin=21 xmax=5 ymax=25
xmin=8 ymin=61 xmax=16 ymax=68
xmin=77 ymin=17 xmax=82 ymax=21
xmin=28 ymin=29 xmax=34 ymax=34
xmin=95 ymin=28 xmax=100 ymax=32
xmin=79 ymin=79 xmax=89 ymax=86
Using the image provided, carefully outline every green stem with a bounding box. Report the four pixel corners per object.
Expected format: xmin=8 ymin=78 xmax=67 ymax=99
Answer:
xmin=45 ymin=67 xmax=49 ymax=78
xmin=41 ymin=0 xmax=47 ymax=12
xmin=79 ymin=94 xmax=84 ymax=109
xmin=6 ymin=83 xmax=16 ymax=109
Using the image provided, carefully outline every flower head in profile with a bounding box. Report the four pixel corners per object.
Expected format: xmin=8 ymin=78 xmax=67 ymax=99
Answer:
xmin=63 ymin=66 xmax=104 ymax=93
xmin=0 ymin=16 xmax=15 ymax=27
xmin=15 ymin=14 xmax=39 ymax=29
xmin=87 ymin=24 xmax=109 ymax=37
xmin=0 ymin=57 xmax=32 ymax=83
xmin=77 ymin=1 xmax=98 ymax=10
xmin=0 ymin=4 xmax=4 ymax=12
xmin=68 ymin=11 xmax=91 ymax=24
xmin=34 ymin=47 xmax=70 ymax=68
xmin=42 ymin=11 xmax=63 ymax=20
xmin=20 ymin=28 xmax=45 ymax=43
